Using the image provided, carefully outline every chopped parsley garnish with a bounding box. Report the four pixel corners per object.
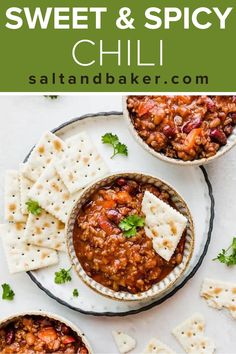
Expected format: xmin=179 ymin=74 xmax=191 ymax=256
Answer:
xmin=213 ymin=237 xmax=236 ymax=266
xmin=26 ymin=199 xmax=42 ymax=216
xmin=54 ymin=267 xmax=72 ymax=284
xmin=73 ymin=289 xmax=79 ymax=297
xmin=102 ymin=133 xmax=128 ymax=159
xmin=119 ymin=215 xmax=145 ymax=238
xmin=1 ymin=283 xmax=15 ymax=301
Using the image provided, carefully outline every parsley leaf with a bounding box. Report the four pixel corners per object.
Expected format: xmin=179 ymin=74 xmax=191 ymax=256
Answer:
xmin=213 ymin=237 xmax=236 ymax=266
xmin=54 ymin=267 xmax=72 ymax=284
xmin=102 ymin=133 xmax=119 ymax=145
xmin=73 ymin=289 xmax=79 ymax=297
xmin=115 ymin=143 xmax=128 ymax=157
xmin=102 ymin=133 xmax=128 ymax=159
xmin=1 ymin=283 xmax=15 ymax=301
xmin=26 ymin=199 xmax=42 ymax=216
xmin=119 ymin=215 xmax=145 ymax=238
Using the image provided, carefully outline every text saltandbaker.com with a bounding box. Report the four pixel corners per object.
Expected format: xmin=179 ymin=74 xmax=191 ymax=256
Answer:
xmin=28 ymin=72 xmax=209 ymax=86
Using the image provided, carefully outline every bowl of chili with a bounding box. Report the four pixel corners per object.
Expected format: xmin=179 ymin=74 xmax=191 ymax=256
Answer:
xmin=0 ymin=311 xmax=92 ymax=354
xmin=66 ymin=172 xmax=194 ymax=301
xmin=123 ymin=95 xmax=236 ymax=165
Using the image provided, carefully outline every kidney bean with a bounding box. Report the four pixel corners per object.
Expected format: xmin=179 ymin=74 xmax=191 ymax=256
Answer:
xmin=61 ymin=325 xmax=70 ymax=335
xmin=98 ymin=216 xmax=119 ymax=235
xmin=54 ymin=322 xmax=62 ymax=332
xmin=224 ymin=125 xmax=234 ymax=136
xmin=122 ymin=181 xmax=139 ymax=195
xmin=162 ymin=125 xmax=176 ymax=139
xmin=229 ymin=112 xmax=236 ymax=124
xmin=210 ymin=129 xmax=227 ymax=145
xmin=206 ymin=99 xmax=216 ymax=112
xmin=182 ymin=116 xmax=202 ymax=134
xmin=106 ymin=209 xmax=122 ymax=224
xmin=116 ymin=178 xmax=127 ymax=186
xmin=5 ymin=329 xmax=15 ymax=345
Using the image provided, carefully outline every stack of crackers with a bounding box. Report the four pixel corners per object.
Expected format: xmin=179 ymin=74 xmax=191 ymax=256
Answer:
xmin=0 ymin=131 xmax=109 ymax=273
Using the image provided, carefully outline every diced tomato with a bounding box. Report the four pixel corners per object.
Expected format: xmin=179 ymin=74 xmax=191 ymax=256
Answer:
xmin=98 ymin=216 xmax=114 ymax=235
xmin=38 ymin=327 xmax=57 ymax=343
xmin=62 ymin=335 xmax=76 ymax=344
xmin=97 ymin=199 xmax=116 ymax=209
xmin=115 ymin=191 xmax=132 ymax=204
xmin=137 ymin=99 xmax=155 ymax=116
xmin=184 ymin=128 xmax=202 ymax=149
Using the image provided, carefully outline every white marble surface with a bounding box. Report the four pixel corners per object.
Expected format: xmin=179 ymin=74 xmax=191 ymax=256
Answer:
xmin=0 ymin=95 xmax=235 ymax=354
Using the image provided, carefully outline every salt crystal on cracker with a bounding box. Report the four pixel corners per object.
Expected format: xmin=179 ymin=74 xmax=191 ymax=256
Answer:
xmin=21 ymin=131 xmax=66 ymax=182
xmin=19 ymin=172 xmax=34 ymax=215
xmin=0 ymin=223 xmax=58 ymax=273
xmin=56 ymin=132 xmax=109 ymax=194
xmin=172 ymin=313 xmax=215 ymax=354
xmin=142 ymin=338 xmax=176 ymax=354
xmin=28 ymin=165 xmax=81 ymax=223
xmin=201 ymin=278 xmax=236 ymax=319
xmin=5 ymin=170 xmax=27 ymax=223
xmin=142 ymin=191 xmax=187 ymax=262
xmin=112 ymin=331 xmax=136 ymax=354
xmin=22 ymin=210 xmax=66 ymax=252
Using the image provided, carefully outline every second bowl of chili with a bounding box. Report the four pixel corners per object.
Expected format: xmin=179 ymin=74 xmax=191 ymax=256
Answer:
xmin=123 ymin=95 xmax=236 ymax=165
xmin=0 ymin=311 xmax=92 ymax=354
xmin=66 ymin=172 xmax=194 ymax=301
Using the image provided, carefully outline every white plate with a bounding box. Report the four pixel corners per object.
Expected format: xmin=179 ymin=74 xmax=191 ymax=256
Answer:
xmin=28 ymin=113 xmax=214 ymax=316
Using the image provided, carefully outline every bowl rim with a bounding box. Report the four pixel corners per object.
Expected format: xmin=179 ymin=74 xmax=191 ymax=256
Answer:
xmin=122 ymin=96 xmax=236 ymax=166
xmin=66 ymin=172 xmax=194 ymax=301
xmin=0 ymin=310 xmax=93 ymax=353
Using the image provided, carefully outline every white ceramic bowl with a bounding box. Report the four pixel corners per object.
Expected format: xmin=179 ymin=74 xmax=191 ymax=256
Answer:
xmin=0 ymin=311 xmax=93 ymax=353
xmin=67 ymin=172 xmax=194 ymax=301
xmin=123 ymin=96 xmax=236 ymax=166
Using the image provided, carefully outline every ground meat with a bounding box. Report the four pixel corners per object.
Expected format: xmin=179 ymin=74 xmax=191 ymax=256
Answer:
xmin=127 ymin=95 xmax=236 ymax=161
xmin=0 ymin=316 xmax=88 ymax=354
xmin=73 ymin=178 xmax=186 ymax=294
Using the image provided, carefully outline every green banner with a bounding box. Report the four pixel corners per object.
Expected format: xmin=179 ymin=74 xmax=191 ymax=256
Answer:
xmin=0 ymin=0 xmax=235 ymax=92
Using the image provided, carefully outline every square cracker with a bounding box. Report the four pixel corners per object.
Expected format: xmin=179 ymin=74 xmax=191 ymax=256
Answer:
xmin=201 ymin=278 xmax=236 ymax=319
xmin=142 ymin=338 xmax=176 ymax=354
xmin=56 ymin=132 xmax=109 ymax=194
xmin=28 ymin=165 xmax=81 ymax=223
xmin=0 ymin=223 xmax=58 ymax=273
xmin=21 ymin=131 xmax=66 ymax=182
xmin=112 ymin=331 xmax=136 ymax=354
xmin=22 ymin=210 xmax=66 ymax=252
xmin=5 ymin=170 xmax=27 ymax=222
xmin=142 ymin=191 xmax=187 ymax=262
xmin=19 ymin=171 xmax=34 ymax=215
xmin=172 ymin=313 xmax=215 ymax=354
